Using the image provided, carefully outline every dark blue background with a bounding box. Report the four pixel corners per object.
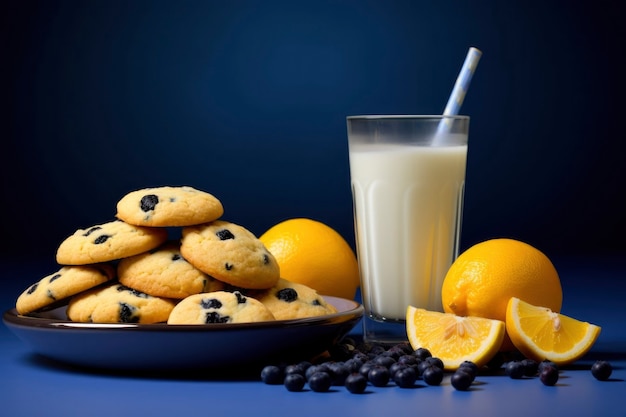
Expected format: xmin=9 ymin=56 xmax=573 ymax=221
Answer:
xmin=2 ymin=0 xmax=625 ymax=261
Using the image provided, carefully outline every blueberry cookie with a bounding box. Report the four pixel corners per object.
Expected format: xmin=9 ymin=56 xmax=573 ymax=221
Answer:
xmin=116 ymin=186 xmax=224 ymax=227
xmin=180 ymin=220 xmax=280 ymax=290
xmin=167 ymin=291 xmax=275 ymax=324
xmin=256 ymin=278 xmax=338 ymax=320
xmin=15 ymin=264 xmax=116 ymax=315
xmin=56 ymin=220 xmax=168 ymax=265
xmin=117 ymin=242 xmax=224 ymax=299
xmin=67 ymin=282 xmax=176 ymax=324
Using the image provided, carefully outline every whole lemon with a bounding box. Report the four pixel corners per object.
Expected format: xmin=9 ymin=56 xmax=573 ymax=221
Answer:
xmin=441 ymin=238 xmax=562 ymax=350
xmin=259 ymin=218 xmax=360 ymax=300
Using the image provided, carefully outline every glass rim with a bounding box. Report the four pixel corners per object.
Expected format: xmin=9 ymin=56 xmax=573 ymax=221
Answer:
xmin=346 ymin=114 xmax=469 ymax=121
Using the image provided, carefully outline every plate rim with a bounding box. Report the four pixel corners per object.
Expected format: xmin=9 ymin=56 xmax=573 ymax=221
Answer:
xmin=3 ymin=295 xmax=363 ymax=333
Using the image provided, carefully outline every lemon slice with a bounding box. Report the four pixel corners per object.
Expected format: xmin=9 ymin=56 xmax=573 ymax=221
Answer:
xmin=406 ymin=306 xmax=505 ymax=370
xmin=506 ymin=297 xmax=601 ymax=366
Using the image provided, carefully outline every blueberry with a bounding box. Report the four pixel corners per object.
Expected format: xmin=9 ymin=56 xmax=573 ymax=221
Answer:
xmin=505 ymin=361 xmax=526 ymax=379
xmin=345 ymin=358 xmax=364 ymax=373
xmin=204 ymin=311 xmax=229 ymax=323
xmin=591 ymin=360 xmax=613 ymax=381
xmin=451 ymin=369 xmax=473 ymax=391
xmin=276 ymin=288 xmax=298 ymax=302
xmin=373 ymin=355 xmax=396 ymax=369
xmin=26 ymin=283 xmax=38 ymax=295
xmin=201 ymin=298 xmax=222 ymax=309
xmin=368 ymin=344 xmax=387 ymax=356
xmin=83 ymin=226 xmax=102 ymax=236
xmin=233 ymin=291 xmax=247 ymax=304
xmin=308 ymin=371 xmax=332 ymax=392
xmin=358 ymin=361 xmax=376 ymax=378
xmin=414 ymin=347 xmax=432 ymax=360
xmin=93 ymin=234 xmax=111 ymax=244
xmin=383 ymin=347 xmax=404 ymax=360
xmin=118 ymin=285 xmax=149 ymax=298
xmin=284 ymin=373 xmax=306 ymax=392
xmin=398 ymin=355 xmax=419 ymax=366
xmin=539 ymin=365 xmax=559 ymax=386
xmin=261 ymin=365 xmax=283 ymax=384
xmin=521 ymin=359 xmax=539 ymax=377
xmin=422 ymin=366 xmax=444 ymax=386
xmin=425 ymin=356 xmax=444 ymax=370
xmin=284 ymin=364 xmax=305 ymax=376
xmin=328 ymin=362 xmax=350 ymax=385
xmin=417 ymin=359 xmax=433 ymax=376
xmin=305 ymin=364 xmax=322 ymax=381
xmin=393 ymin=366 xmax=417 ymax=388
xmin=396 ymin=343 xmax=414 ymax=355
xmin=368 ymin=365 xmax=390 ymax=387
xmin=353 ymin=352 xmax=369 ymax=363
xmin=345 ymin=373 xmax=368 ymax=394
xmin=417 ymin=356 xmax=443 ymax=376
xmin=297 ymin=361 xmax=313 ymax=372
xmin=389 ymin=362 xmax=409 ymax=378
xmin=458 ymin=361 xmax=478 ymax=380
xmin=118 ymin=302 xmax=139 ymax=323
xmin=538 ymin=360 xmax=558 ymax=374
xmin=140 ymin=194 xmax=159 ymax=212
xmin=216 ymin=229 xmax=235 ymax=240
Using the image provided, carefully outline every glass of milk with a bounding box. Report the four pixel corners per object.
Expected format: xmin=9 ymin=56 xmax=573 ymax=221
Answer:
xmin=347 ymin=115 xmax=469 ymax=344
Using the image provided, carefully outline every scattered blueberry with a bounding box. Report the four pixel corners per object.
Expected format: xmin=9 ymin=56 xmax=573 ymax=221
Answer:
xmin=345 ymin=358 xmax=364 ymax=373
xmin=458 ymin=361 xmax=478 ymax=380
xmin=424 ymin=356 xmax=444 ymax=370
xmin=417 ymin=359 xmax=434 ymax=376
xmin=422 ymin=366 xmax=444 ymax=386
xmin=260 ymin=365 xmax=283 ymax=385
xmin=284 ymin=363 xmax=306 ymax=377
xmin=538 ymin=360 xmax=558 ymax=374
xmin=284 ymin=373 xmax=306 ymax=392
xmin=345 ymin=373 xmax=368 ymax=394
xmin=398 ymin=355 xmax=419 ymax=366
xmin=505 ymin=361 xmax=526 ymax=379
xmin=414 ymin=347 xmax=432 ymax=360
xmin=328 ymin=362 xmax=350 ymax=385
xmin=358 ymin=361 xmax=376 ymax=379
xmin=393 ymin=366 xmax=417 ymax=388
xmin=368 ymin=365 xmax=390 ymax=387
xmin=308 ymin=371 xmax=332 ymax=392
xmin=451 ymin=369 xmax=473 ymax=391
xmin=389 ymin=362 xmax=409 ymax=378
xmin=260 ymin=340 xmax=610 ymax=395
xmin=539 ymin=365 xmax=559 ymax=386
xmin=374 ymin=355 xmax=396 ymax=369
xmin=521 ymin=359 xmax=538 ymax=377
xmin=305 ymin=364 xmax=323 ymax=381
xmin=591 ymin=360 xmax=613 ymax=381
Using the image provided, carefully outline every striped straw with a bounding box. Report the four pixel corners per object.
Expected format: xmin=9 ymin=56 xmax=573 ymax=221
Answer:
xmin=436 ymin=47 xmax=482 ymax=135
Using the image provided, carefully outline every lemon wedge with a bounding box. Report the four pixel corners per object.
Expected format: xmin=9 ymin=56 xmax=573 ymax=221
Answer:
xmin=506 ymin=297 xmax=601 ymax=366
xmin=406 ymin=306 xmax=505 ymax=370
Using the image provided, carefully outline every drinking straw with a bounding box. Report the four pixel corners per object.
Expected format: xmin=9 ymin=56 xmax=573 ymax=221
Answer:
xmin=436 ymin=47 xmax=482 ymax=135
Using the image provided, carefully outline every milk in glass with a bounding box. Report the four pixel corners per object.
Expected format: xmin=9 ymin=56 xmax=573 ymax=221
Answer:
xmin=349 ymin=140 xmax=467 ymax=320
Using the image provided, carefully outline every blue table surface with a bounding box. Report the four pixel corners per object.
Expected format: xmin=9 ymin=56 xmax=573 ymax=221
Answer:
xmin=1 ymin=255 xmax=624 ymax=417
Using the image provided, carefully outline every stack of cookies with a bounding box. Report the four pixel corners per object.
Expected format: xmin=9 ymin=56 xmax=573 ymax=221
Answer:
xmin=15 ymin=186 xmax=337 ymax=325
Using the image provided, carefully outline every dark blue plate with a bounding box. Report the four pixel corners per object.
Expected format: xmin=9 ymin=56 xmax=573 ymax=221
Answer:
xmin=3 ymin=296 xmax=363 ymax=371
